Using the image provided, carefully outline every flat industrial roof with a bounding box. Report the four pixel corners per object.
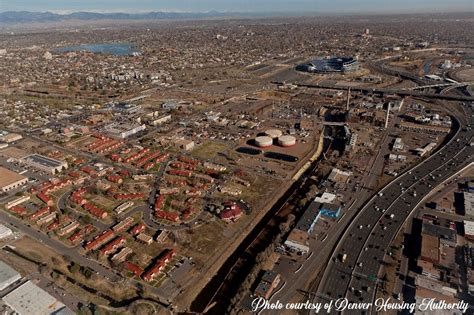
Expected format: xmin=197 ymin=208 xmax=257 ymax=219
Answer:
xmin=22 ymin=154 xmax=64 ymax=168
xmin=294 ymin=201 xmax=321 ymax=233
xmin=464 ymin=220 xmax=474 ymax=236
xmin=0 ymin=260 xmax=21 ymax=291
xmin=3 ymin=280 xmax=65 ymax=315
xmin=0 ymin=167 xmax=27 ymax=188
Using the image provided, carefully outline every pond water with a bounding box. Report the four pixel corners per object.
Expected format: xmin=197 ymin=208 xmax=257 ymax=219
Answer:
xmin=54 ymin=43 xmax=138 ymax=56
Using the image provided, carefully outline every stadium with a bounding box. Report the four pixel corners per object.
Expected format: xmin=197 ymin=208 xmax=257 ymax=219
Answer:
xmin=296 ymin=56 xmax=359 ymax=73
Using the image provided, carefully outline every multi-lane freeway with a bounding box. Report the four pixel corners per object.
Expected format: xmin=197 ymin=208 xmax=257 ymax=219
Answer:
xmin=314 ymin=102 xmax=474 ymax=313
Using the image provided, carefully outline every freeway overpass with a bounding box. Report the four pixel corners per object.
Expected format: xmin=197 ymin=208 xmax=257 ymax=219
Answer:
xmin=406 ymin=81 xmax=473 ymax=91
xmin=271 ymin=81 xmax=474 ymax=102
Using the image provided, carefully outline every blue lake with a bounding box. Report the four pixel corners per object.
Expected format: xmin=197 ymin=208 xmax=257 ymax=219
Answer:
xmin=54 ymin=43 xmax=138 ymax=56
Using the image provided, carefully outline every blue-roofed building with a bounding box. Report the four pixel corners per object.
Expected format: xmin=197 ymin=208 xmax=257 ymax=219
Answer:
xmin=319 ymin=203 xmax=342 ymax=219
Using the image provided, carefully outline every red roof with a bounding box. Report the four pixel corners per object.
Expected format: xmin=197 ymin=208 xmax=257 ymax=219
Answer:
xmin=142 ymin=249 xmax=176 ymax=282
xmin=37 ymin=192 xmax=51 ymax=204
xmin=124 ymin=261 xmax=143 ymax=277
xmin=154 ymin=195 xmax=165 ymax=211
xmin=10 ymin=206 xmax=26 ymax=216
xmin=100 ymin=236 xmax=126 ymax=255
xmin=178 ymin=156 xmax=199 ymax=165
xmin=219 ymin=206 xmax=243 ymax=221
xmin=155 ymin=210 xmax=179 ymax=222
xmin=130 ymin=223 xmax=146 ymax=236
xmin=30 ymin=206 xmax=50 ymax=220
xmin=47 ymin=220 xmax=60 ymax=231
xmin=85 ymin=229 xmax=115 ymax=251
xmin=168 ymin=169 xmax=192 ymax=177
xmin=83 ymin=202 xmax=107 ymax=219
xmin=107 ymin=175 xmax=122 ymax=183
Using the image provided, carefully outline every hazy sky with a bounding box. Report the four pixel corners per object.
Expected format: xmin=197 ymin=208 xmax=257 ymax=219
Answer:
xmin=1 ymin=0 xmax=472 ymax=13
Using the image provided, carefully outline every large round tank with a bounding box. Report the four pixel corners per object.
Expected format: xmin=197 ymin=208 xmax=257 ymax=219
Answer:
xmin=255 ymin=136 xmax=273 ymax=148
xmin=265 ymin=129 xmax=283 ymax=139
xmin=278 ymin=135 xmax=296 ymax=147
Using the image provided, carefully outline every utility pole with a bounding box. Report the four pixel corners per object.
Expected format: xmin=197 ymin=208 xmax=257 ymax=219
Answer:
xmin=385 ymin=102 xmax=391 ymax=129
xmin=346 ymin=88 xmax=351 ymax=111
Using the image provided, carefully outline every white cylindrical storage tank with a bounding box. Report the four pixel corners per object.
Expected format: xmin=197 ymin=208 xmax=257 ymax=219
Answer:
xmin=255 ymin=136 xmax=273 ymax=148
xmin=278 ymin=135 xmax=296 ymax=147
xmin=265 ymin=129 xmax=283 ymax=139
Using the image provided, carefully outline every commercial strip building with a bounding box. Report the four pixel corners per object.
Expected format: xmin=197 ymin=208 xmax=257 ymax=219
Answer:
xmin=399 ymin=121 xmax=451 ymax=135
xmin=0 ymin=167 xmax=28 ymax=192
xmin=284 ymin=193 xmax=342 ymax=254
xmin=19 ymin=154 xmax=68 ymax=174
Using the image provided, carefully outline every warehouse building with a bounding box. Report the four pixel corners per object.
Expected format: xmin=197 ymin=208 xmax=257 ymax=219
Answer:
xmin=0 ymin=167 xmax=28 ymax=192
xmin=0 ymin=224 xmax=13 ymax=239
xmin=464 ymin=221 xmax=474 ymax=241
xmin=3 ymin=280 xmax=68 ymax=314
xmin=20 ymin=154 xmax=68 ymax=174
xmin=0 ymin=260 xmax=21 ymax=291
xmin=0 ymin=133 xmax=23 ymax=143
xmin=464 ymin=192 xmax=474 ymax=217
xmin=104 ymin=123 xmax=146 ymax=139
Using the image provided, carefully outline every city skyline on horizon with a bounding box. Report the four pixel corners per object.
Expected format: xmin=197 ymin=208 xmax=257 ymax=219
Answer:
xmin=1 ymin=0 xmax=473 ymax=14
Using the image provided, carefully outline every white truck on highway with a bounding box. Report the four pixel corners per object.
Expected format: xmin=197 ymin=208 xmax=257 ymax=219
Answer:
xmin=341 ymin=253 xmax=348 ymax=263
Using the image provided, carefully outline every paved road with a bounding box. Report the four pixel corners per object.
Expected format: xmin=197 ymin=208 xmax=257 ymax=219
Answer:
xmin=272 ymin=81 xmax=474 ymax=102
xmin=0 ymin=210 xmax=120 ymax=282
xmin=314 ymin=103 xmax=474 ymax=312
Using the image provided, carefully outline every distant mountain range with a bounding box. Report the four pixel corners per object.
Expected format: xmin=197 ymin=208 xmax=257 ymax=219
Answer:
xmin=0 ymin=11 xmax=266 ymax=24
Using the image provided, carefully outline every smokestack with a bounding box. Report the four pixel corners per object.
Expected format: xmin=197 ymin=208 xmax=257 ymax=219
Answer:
xmin=385 ymin=102 xmax=391 ymax=129
xmin=346 ymin=88 xmax=351 ymax=111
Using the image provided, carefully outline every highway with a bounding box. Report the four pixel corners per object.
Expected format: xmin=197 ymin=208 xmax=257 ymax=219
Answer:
xmin=271 ymin=81 xmax=474 ymax=102
xmin=313 ymin=102 xmax=474 ymax=313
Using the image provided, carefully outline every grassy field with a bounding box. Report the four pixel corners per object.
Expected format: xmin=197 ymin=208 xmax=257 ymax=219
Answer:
xmin=191 ymin=141 xmax=228 ymax=159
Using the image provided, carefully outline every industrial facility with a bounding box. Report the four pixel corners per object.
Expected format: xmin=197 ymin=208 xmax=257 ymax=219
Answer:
xmin=0 ymin=167 xmax=28 ymax=192
xmin=19 ymin=154 xmax=68 ymax=174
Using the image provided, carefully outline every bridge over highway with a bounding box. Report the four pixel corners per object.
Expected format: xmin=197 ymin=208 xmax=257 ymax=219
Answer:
xmin=272 ymin=81 xmax=474 ymax=102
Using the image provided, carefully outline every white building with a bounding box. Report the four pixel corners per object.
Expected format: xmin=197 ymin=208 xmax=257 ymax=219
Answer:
xmin=19 ymin=154 xmax=68 ymax=174
xmin=149 ymin=114 xmax=171 ymax=126
xmin=105 ymin=123 xmax=146 ymax=139
xmin=464 ymin=221 xmax=474 ymax=240
xmin=0 ymin=261 xmax=21 ymax=291
xmin=0 ymin=133 xmax=23 ymax=143
xmin=0 ymin=224 xmax=13 ymax=239
xmin=3 ymin=281 xmax=67 ymax=315
xmin=5 ymin=195 xmax=30 ymax=209
xmin=0 ymin=167 xmax=28 ymax=192
xmin=393 ymin=138 xmax=404 ymax=151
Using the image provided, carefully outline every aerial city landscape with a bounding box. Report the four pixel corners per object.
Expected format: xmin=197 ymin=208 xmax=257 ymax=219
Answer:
xmin=0 ymin=1 xmax=473 ymax=314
